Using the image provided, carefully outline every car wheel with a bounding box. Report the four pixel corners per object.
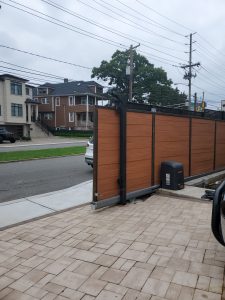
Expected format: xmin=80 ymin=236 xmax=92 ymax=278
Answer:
xmin=10 ymin=138 xmax=16 ymax=143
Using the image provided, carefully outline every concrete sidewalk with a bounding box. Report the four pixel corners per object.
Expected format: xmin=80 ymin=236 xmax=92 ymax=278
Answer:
xmin=0 ymin=181 xmax=92 ymax=230
xmin=0 ymin=183 xmax=210 ymax=231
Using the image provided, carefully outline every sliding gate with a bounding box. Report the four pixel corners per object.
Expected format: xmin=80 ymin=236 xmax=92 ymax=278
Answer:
xmin=92 ymin=105 xmax=225 ymax=209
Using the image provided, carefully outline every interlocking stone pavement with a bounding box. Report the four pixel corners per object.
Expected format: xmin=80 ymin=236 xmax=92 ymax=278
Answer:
xmin=0 ymin=194 xmax=225 ymax=299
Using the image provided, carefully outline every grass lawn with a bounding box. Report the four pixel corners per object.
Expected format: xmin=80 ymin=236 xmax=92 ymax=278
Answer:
xmin=0 ymin=146 xmax=86 ymax=162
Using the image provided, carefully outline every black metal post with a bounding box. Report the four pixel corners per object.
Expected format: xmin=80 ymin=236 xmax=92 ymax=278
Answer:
xmin=119 ymin=96 xmax=127 ymax=205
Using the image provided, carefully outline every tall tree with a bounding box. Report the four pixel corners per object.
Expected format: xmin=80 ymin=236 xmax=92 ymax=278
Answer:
xmin=92 ymin=49 xmax=187 ymax=105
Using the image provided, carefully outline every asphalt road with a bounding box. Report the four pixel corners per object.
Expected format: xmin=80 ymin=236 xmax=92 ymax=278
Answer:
xmin=0 ymin=141 xmax=87 ymax=152
xmin=0 ymin=155 xmax=93 ymax=202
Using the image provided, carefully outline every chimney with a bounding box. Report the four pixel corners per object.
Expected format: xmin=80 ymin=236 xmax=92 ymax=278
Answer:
xmin=64 ymin=78 xmax=68 ymax=83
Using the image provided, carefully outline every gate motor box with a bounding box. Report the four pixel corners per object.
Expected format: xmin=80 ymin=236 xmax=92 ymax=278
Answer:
xmin=160 ymin=161 xmax=184 ymax=190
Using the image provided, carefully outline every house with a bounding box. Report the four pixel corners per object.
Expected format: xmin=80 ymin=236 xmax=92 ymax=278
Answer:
xmin=34 ymin=79 xmax=105 ymax=130
xmin=0 ymin=74 xmax=40 ymax=138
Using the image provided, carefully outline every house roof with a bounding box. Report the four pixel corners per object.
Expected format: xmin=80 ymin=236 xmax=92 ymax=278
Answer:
xmin=0 ymin=74 xmax=29 ymax=82
xmin=34 ymin=81 xmax=103 ymax=96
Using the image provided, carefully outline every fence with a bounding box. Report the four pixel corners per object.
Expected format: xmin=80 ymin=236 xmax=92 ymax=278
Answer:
xmin=92 ymin=104 xmax=225 ymax=209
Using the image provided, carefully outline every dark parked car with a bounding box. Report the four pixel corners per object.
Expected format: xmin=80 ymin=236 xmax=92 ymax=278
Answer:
xmin=0 ymin=128 xmax=16 ymax=143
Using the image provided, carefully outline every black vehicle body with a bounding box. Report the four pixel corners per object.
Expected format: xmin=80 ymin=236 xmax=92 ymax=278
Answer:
xmin=0 ymin=128 xmax=16 ymax=143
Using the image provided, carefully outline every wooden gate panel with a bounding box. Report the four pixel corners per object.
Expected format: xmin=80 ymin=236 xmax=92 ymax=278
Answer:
xmin=191 ymin=119 xmax=215 ymax=175
xmin=155 ymin=115 xmax=189 ymax=184
xmin=96 ymin=109 xmax=120 ymax=201
xmin=127 ymin=112 xmax=152 ymax=192
xmin=215 ymin=121 xmax=225 ymax=169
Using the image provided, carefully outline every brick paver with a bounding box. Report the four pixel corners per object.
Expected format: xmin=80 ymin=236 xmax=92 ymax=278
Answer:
xmin=0 ymin=194 xmax=224 ymax=299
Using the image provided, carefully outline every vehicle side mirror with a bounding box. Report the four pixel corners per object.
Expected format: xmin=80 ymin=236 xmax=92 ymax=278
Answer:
xmin=211 ymin=180 xmax=225 ymax=246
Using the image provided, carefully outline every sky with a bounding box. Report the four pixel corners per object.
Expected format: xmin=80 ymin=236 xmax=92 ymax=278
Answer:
xmin=0 ymin=0 xmax=225 ymax=110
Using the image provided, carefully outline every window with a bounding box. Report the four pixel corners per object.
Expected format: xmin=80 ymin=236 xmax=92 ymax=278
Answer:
xmin=38 ymin=88 xmax=47 ymax=95
xmin=89 ymin=97 xmax=95 ymax=105
xmin=44 ymin=113 xmax=52 ymax=120
xmin=69 ymin=112 xmax=74 ymax=122
xmin=55 ymin=97 xmax=60 ymax=106
xmin=26 ymin=87 xmax=30 ymax=96
xmin=81 ymin=96 xmax=87 ymax=105
xmin=11 ymin=81 xmax=22 ymax=95
xmin=11 ymin=103 xmax=23 ymax=117
xmin=68 ymin=96 xmax=74 ymax=106
xmin=41 ymin=98 xmax=49 ymax=104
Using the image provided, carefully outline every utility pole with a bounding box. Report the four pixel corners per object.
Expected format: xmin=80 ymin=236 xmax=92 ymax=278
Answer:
xmin=180 ymin=33 xmax=200 ymax=111
xmin=194 ymin=92 xmax=197 ymax=112
xmin=126 ymin=44 xmax=140 ymax=102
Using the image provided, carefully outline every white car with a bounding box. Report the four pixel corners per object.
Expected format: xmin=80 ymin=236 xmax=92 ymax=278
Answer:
xmin=85 ymin=137 xmax=93 ymax=167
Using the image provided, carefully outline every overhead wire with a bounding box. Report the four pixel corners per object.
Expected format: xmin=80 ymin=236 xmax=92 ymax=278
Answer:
xmin=41 ymin=0 xmax=187 ymax=61
xmin=76 ymin=0 xmax=185 ymax=45
xmin=1 ymin=0 xmax=128 ymax=49
xmin=135 ymin=0 xmax=193 ymax=32
xmin=0 ymin=44 xmax=92 ymax=69
xmin=114 ymin=0 xmax=185 ymax=37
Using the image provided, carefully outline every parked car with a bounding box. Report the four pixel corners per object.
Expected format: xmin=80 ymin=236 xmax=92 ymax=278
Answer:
xmin=85 ymin=136 xmax=93 ymax=167
xmin=0 ymin=128 xmax=16 ymax=143
xmin=211 ymin=179 xmax=225 ymax=246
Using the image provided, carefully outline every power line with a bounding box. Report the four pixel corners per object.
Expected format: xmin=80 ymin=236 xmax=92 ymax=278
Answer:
xmin=192 ymin=83 xmax=224 ymax=98
xmin=113 ymin=0 xmax=184 ymax=37
xmin=92 ymin=0 xmax=185 ymax=44
xmin=41 ymin=0 xmax=186 ymax=62
xmin=0 ymin=44 xmax=92 ymax=69
xmin=0 ymin=61 xmax=72 ymax=80
xmin=0 ymin=70 xmax=59 ymax=84
xmin=135 ymin=0 xmax=193 ymax=32
xmin=1 ymin=0 xmax=128 ymax=49
xmin=76 ymin=0 xmax=184 ymax=45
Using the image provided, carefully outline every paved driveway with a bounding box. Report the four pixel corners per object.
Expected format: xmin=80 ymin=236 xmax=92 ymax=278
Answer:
xmin=0 ymin=195 xmax=223 ymax=299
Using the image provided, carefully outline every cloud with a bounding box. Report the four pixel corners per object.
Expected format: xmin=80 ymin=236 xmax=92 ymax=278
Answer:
xmin=0 ymin=0 xmax=225 ymax=108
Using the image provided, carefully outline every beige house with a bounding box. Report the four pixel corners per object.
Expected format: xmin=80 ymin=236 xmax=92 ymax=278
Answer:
xmin=0 ymin=74 xmax=40 ymax=138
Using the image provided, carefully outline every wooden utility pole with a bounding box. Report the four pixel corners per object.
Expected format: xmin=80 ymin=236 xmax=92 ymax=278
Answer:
xmin=127 ymin=44 xmax=140 ymax=102
xmin=180 ymin=33 xmax=200 ymax=110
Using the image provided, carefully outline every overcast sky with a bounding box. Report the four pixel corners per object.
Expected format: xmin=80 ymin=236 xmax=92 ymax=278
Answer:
xmin=0 ymin=0 xmax=225 ymax=109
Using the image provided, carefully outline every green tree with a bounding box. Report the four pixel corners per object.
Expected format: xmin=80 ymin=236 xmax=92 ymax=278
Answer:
xmin=91 ymin=49 xmax=187 ymax=106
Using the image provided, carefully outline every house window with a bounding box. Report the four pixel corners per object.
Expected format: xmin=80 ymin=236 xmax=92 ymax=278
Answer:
xmin=89 ymin=97 xmax=95 ymax=105
xmin=68 ymin=96 xmax=74 ymax=106
xmin=11 ymin=81 xmax=22 ymax=95
xmin=69 ymin=112 xmax=74 ymax=122
xmin=41 ymin=98 xmax=49 ymax=104
xmin=26 ymin=87 xmax=30 ymax=95
xmin=44 ymin=113 xmax=52 ymax=120
xmin=81 ymin=96 xmax=87 ymax=105
xmin=55 ymin=97 xmax=60 ymax=106
xmin=11 ymin=103 xmax=23 ymax=117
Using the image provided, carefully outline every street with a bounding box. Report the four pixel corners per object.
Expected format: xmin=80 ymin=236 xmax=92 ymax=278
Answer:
xmin=0 ymin=155 xmax=93 ymax=202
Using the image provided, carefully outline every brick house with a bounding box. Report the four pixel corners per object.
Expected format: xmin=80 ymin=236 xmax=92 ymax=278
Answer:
xmin=0 ymin=74 xmax=40 ymax=137
xmin=34 ymin=79 xmax=105 ymax=130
